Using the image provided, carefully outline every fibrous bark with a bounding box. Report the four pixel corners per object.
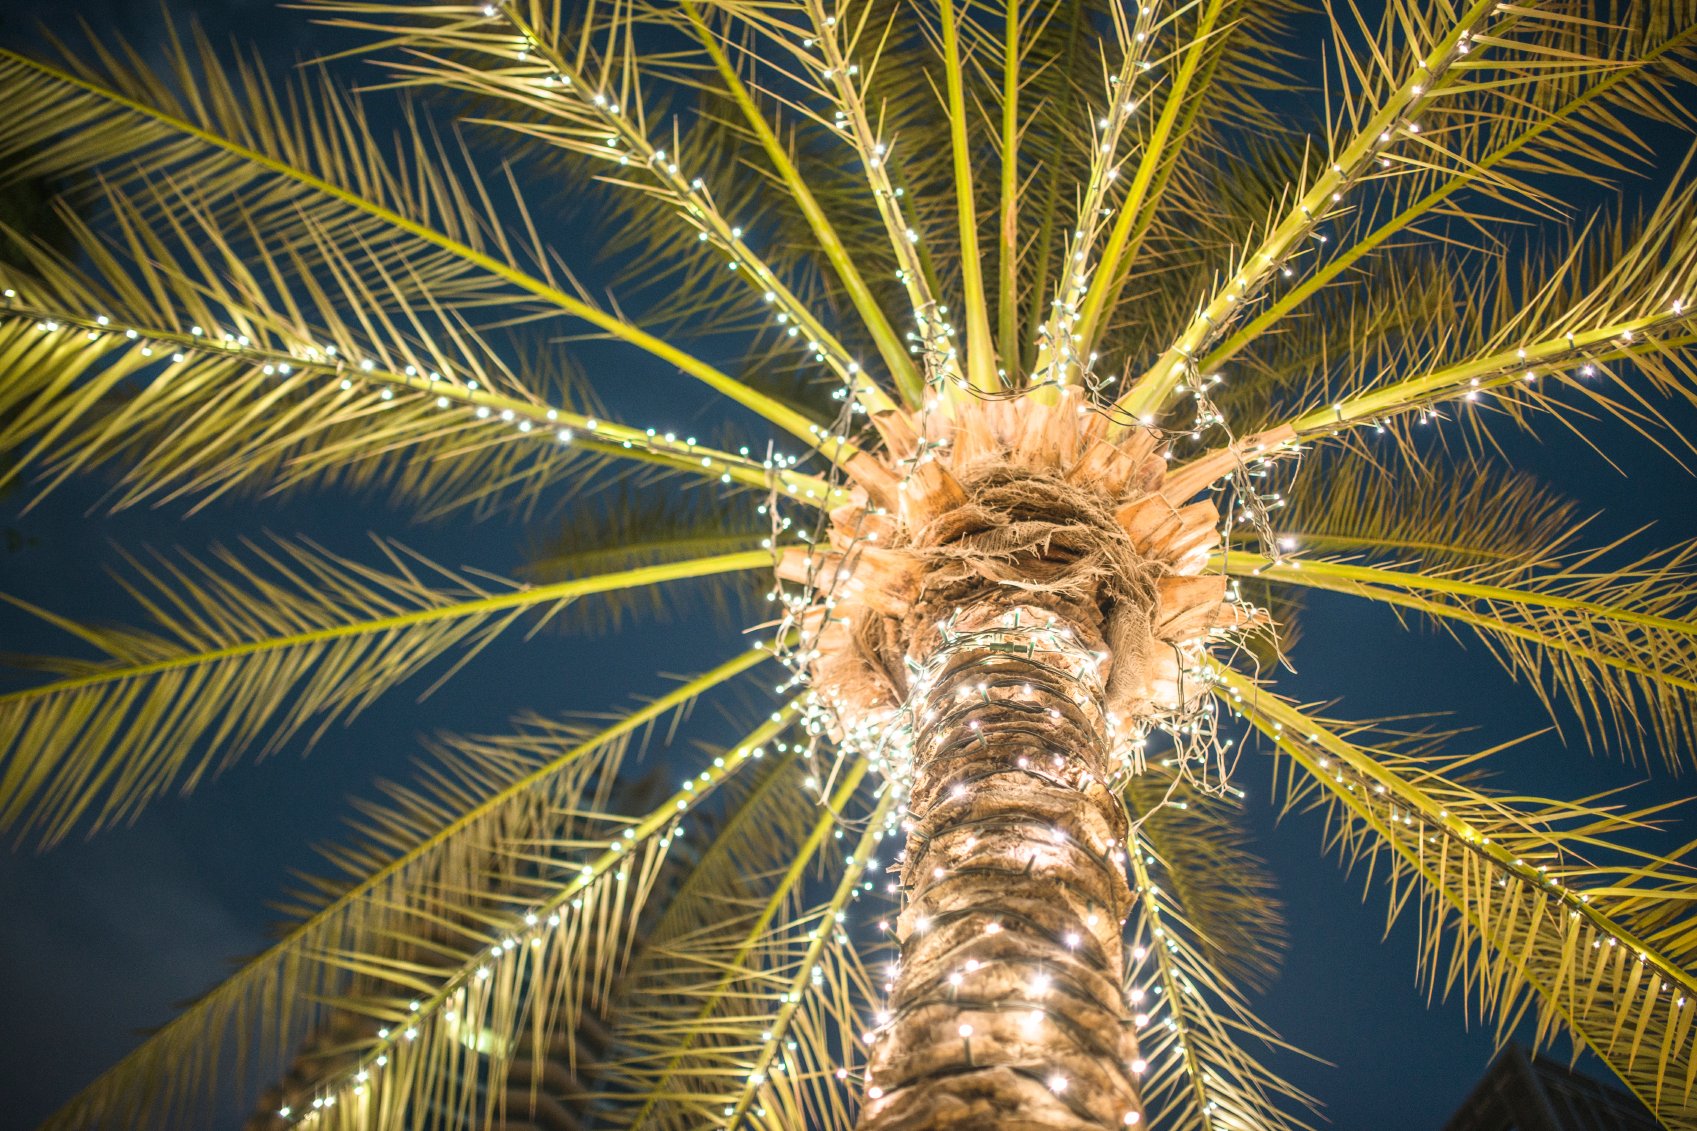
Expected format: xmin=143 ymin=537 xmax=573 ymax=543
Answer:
xmin=861 ymin=601 xmax=1144 ymax=1130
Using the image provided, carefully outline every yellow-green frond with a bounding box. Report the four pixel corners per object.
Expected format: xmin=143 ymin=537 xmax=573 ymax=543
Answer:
xmin=1125 ymin=776 xmax=1320 ymax=1131
xmin=0 ymin=537 xmax=772 ymax=844
xmin=1221 ymin=671 xmax=1697 ymax=1126
xmin=1224 ymin=542 xmax=1697 ymax=761
xmin=39 ymin=650 xmax=771 ymax=1130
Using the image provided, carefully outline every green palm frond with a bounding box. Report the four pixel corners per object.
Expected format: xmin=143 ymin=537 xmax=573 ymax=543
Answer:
xmin=1225 ymin=540 xmax=1697 ymax=759
xmin=718 ymin=787 xmax=892 ymax=1129
xmin=0 ymin=536 xmax=771 ymax=844
xmin=1262 ymin=455 xmax=1583 ymax=569
xmin=0 ymin=29 xmax=857 ymax=467
xmin=0 ymin=278 xmax=593 ymax=518
xmin=1272 ymin=167 xmax=1697 ymax=451
xmin=1198 ymin=0 xmax=1697 ymax=379
xmin=40 ymin=648 xmax=773 ymax=1131
xmin=292 ymin=0 xmax=911 ymax=418
xmin=1115 ymin=0 xmax=1697 ymax=423
xmin=1221 ymin=671 xmax=1697 ymax=1125
xmin=255 ymin=706 xmax=797 ymax=1131
xmin=0 ymin=53 xmax=844 ymax=513
xmin=526 ymin=491 xmax=771 ymax=635
xmin=597 ymin=762 xmax=882 ymax=1130
xmin=1124 ymin=784 xmax=1320 ymax=1131
xmin=1126 ymin=775 xmax=1287 ymax=994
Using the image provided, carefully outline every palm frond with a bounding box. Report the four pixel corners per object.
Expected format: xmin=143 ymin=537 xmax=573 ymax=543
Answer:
xmin=0 ymin=537 xmax=772 ymax=844
xmin=290 ymin=0 xmax=913 ymax=422
xmin=1125 ymin=774 xmax=1287 ymax=994
xmin=0 ymin=200 xmax=836 ymax=513
xmin=0 ymin=30 xmax=859 ymax=469
xmin=1125 ymin=778 xmax=1320 ymax=1131
xmin=245 ymin=707 xmax=799 ymax=1130
xmin=1272 ymin=166 xmax=1697 ymax=451
xmin=1069 ymin=0 xmax=1235 ymax=358
xmin=525 ymin=490 xmax=771 ymax=635
xmin=594 ymin=762 xmax=882 ymax=1129
xmin=1224 ymin=541 xmax=1697 ymax=760
xmin=1198 ymin=0 xmax=1697 ymax=378
xmin=40 ymin=648 xmax=771 ymax=1130
xmin=673 ymin=0 xmax=925 ymax=406
xmin=1220 ymin=669 xmax=1697 ymax=1127
xmin=720 ymin=782 xmax=893 ymax=1129
xmin=1113 ymin=0 xmax=1505 ymax=419
xmin=1262 ymin=454 xmax=1583 ymax=569
xmin=1115 ymin=0 xmax=1697 ymax=424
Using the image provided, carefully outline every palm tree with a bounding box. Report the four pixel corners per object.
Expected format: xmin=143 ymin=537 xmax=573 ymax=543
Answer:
xmin=2 ymin=0 xmax=1697 ymax=1127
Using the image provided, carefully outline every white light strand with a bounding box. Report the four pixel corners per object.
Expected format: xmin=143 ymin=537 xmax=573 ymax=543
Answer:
xmin=799 ymin=0 xmax=965 ymax=393
xmin=1214 ymin=671 xmax=1697 ymax=1005
xmin=1116 ymin=0 xmax=1514 ymax=422
xmin=483 ymin=0 xmax=895 ymax=422
xmin=0 ymin=290 xmax=844 ymax=505
xmin=270 ymin=709 xmax=800 ymax=1126
xmin=1030 ymin=0 xmax=1164 ymax=389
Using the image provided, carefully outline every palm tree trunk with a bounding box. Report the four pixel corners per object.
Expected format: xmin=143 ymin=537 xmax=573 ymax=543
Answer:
xmin=857 ymin=598 xmax=1145 ymax=1130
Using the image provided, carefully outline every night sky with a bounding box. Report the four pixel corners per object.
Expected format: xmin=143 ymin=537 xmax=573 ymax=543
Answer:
xmin=2 ymin=2 xmax=1695 ymax=1129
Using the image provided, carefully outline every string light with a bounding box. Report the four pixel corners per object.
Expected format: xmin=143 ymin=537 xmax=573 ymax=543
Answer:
xmin=0 ymin=290 xmax=841 ymax=505
xmin=260 ymin=708 xmax=799 ymax=1125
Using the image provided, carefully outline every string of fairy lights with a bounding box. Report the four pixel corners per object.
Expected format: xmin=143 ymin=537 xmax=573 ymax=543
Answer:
xmin=263 ymin=706 xmax=808 ymax=1124
xmin=488 ymin=0 xmax=902 ymax=423
xmin=7 ymin=0 xmax=1696 ymax=1124
xmin=1029 ymin=1 xmax=1164 ymax=392
xmin=0 ymin=290 xmax=849 ymax=507
xmin=1115 ymin=0 xmax=1516 ymax=424
xmin=798 ymin=0 xmax=966 ymax=393
xmin=1125 ymin=836 xmax=1217 ymax=1125
xmin=830 ymin=632 xmax=1139 ymax=1122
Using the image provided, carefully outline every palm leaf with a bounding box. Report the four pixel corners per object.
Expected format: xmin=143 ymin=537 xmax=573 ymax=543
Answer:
xmin=597 ymin=760 xmax=882 ymax=1129
xmin=250 ymin=707 xmax=798 ymax=1130
xmin=1125 ymin=775 xmax=1320 ymax=1131
xmin=1262 ymin=454 xmax=1583 ymax=569
xmin=525 ymin=490 xmax=772 ymax=635
xmin=1270 ymin=169 xmax=1697 ymax=452
xmin=1225 ymin=540 xmax=1697 ymax=760
xmin=38 ymin=646 xmax=770 ymax=1131
xmin=1199 ymin=0 xmax=1697 ymax=378
xmin=0 ymin=30 xmax=859 ymax=469
xmin=1221 ymin=670 xmax=1697 ymax=1128
xmin=1125 ymin=774 xmax=1287 ymax=994
xmin=0 ymin=537 xmax=771 ymax=844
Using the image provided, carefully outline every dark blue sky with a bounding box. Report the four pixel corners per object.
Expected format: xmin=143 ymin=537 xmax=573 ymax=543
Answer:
xmin=1 ymin=2 xmax=1694 ymax=1129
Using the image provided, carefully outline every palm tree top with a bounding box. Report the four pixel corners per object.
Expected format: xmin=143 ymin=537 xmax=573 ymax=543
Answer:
xmin=1 ymin=0 xmax=1697 ymax=1128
